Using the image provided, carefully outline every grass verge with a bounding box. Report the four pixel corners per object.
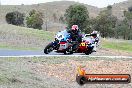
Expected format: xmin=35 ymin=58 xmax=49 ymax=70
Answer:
xmin=0 ymin=43 xmax=39 ymax=50
xmin=0 ymin=57 xmax=131 ymax=88
xmin=101 ymin=38 xmax=132 ymax=52
xmin=0 ymin=24 xmax=54 ymax=50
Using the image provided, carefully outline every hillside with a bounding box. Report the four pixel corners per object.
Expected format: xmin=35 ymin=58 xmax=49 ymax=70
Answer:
xmin=0 ymin=1 xmax=100 ymax=24
xmin=0 ymin=24 xmax=54 ymax=50
xmin=111 ymin=0 xmax=132 ymax=20
xmin=0 ymin=0 xmax=131 ymax=30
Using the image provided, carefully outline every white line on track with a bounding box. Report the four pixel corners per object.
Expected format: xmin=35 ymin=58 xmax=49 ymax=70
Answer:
xmin=0 ymin=55 xmax=132 ymax=58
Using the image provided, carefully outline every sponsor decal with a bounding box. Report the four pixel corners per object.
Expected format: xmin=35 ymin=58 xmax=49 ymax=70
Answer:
xmin=76 ymin=66 xmax=131 ymax=85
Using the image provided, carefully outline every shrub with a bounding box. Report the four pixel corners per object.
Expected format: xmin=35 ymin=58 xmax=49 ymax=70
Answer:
xmin=5 ymin=11 xmax=24 ymax=26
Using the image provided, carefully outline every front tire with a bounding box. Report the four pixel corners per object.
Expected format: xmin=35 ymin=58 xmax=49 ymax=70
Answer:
xmin=44 ymin=43 xmax=54 ymax=54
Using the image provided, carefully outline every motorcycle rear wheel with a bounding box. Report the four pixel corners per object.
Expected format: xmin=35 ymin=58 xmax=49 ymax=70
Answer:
xmin=85 ymin=50 xmax=92 ymax=55
xmin=63 ymin=47 xmax=73 ymax=55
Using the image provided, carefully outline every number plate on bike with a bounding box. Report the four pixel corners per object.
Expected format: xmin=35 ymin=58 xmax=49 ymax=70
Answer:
xmin=80 ymin=42 xmax=86 ymax=46
xmin=60 ymin=44 xmax=67 ymax=49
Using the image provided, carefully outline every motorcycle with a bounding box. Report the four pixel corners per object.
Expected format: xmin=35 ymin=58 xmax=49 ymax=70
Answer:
xmin=44 ymin=30 xmax=73 ymax=54
xmin=82 ymin=34 xmax=99 ymax=52
xmin=44 ymin=30 xmax=95 ymax=55
xmin=74 ymin=34 xmax=94 ymax=55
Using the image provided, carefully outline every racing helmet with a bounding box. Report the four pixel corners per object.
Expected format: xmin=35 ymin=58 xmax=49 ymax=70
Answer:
xmin=91 ymin=31 xmax=98 ymax=38
xmin=71 ymin=25 xmax=79 ymax=34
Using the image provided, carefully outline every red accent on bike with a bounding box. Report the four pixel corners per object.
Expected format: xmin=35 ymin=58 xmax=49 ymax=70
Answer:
xmin=60 ymin=42 xmax=66 ymax=44
xmin=78 ymin=42 xmax=87 ymax=53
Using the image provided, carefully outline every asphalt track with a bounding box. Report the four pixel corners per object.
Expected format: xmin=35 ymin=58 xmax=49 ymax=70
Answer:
xmin=0 ymin=49 xmax=132 ymax=58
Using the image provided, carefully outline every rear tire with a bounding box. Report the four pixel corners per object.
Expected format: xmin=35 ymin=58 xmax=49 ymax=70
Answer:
xmin=64 ymin=47 xmax=73 ymax=55
xmin=85 ymin=50 xmax=93 ymax=55
xmin=85 ymin=46 xmax=93 ymax=55
xmin=68 ymin=47 xmax=73 ymax=54
xmin=85 ymin=51 xmax=90 ymax=55
xmin=44 ymin=43 xmax=54 ymax=54
xmin=63 ymin=51 xmax=67 ymax=55
xmin=69 ymin=51 xmax=73 ymax=54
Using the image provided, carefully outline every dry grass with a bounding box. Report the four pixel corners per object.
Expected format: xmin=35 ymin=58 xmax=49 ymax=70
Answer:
xmin=0 ymin=57 xmax=132 ymax=88
xmin=30 ymin=57 xmax=132 ymax=82
xmin=0 ymin=24 xmax=54 ymax=50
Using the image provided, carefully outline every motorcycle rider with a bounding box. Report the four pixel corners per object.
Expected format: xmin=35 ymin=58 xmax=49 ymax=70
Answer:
xmin=67 ymin=25 xmax=82 ymax=51
xmin=90 ymin=31 xmax=99 ymax=43
xmin=90 ymin=31 xmax=99 ymax=51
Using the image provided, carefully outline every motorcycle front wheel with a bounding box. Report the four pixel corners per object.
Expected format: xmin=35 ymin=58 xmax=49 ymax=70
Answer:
xmin=44 ymin=43 xmax=54 ymax=54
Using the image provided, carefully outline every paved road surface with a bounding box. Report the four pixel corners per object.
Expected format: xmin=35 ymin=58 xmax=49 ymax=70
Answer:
xmin=0 ymin=49 xmax=44 ymax=56
xmin=0 ymin=49 xmax=132 ymax=58
xmin=0 ymin=49 xmax=85 ymax=56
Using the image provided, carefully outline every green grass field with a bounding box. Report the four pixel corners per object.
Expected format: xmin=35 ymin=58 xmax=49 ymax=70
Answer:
xmin=101 ymin=38 xmax=132 ymax=52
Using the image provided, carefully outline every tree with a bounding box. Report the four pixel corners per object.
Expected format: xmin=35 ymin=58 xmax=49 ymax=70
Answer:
xmin=93 ymin=5 xmax=117 ymax=38
xmin=128 ymin=6 xmax=132 ymax=12
xmin=85 ymin=18 xmax=96 ymax=33
xmin=29 ymin=9 xmax=36 ymax=16
xmin=113 ymin=6 xmax=132 ymax=40
xmin=114 ymin=20 xmax=130 ymax=39
xmin=5 ymin=11 xmax=24 ymax=26
xmin=26 ymin=10 xmax=43 ymax=30
xmin=121 ymin=6 xmax=132 ymax=39
xmin=53 ymin=13 xmax=58 ymax=22
xmin=64 ymin=4 xmax=89 ymax=32
xmin=124 ymin=7 xmax=132 ymax=29
xmin=59 ymin=16 xmax=65 ymax=23
xmin=107 ymin=5 xmax=112 ymax=10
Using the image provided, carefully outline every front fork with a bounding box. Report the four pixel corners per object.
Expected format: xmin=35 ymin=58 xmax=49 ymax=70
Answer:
xmin=52 ymin=40 xmax=59 ymax=50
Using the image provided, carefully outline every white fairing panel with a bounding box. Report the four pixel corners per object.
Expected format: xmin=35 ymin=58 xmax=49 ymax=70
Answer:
xmin=55 ymin=30 xmax=69 ymax=41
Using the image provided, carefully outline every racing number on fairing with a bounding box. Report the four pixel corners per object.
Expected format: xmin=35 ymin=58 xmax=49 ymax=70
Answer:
xmin=80 ymin=43 xmax=86 ymax=46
